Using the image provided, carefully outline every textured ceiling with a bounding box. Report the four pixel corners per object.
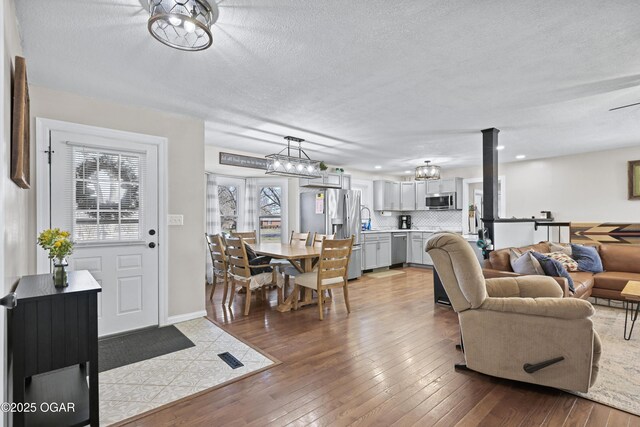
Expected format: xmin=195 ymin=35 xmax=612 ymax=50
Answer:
xmin=15 ymin=0 xmax=640 ymax=173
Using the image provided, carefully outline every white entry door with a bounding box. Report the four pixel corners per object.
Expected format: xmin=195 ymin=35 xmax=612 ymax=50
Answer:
xmin=49 ymin=130 xmax=159 ymax=336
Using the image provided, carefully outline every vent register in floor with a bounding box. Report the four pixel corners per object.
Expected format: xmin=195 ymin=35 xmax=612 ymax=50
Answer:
xmin=98 ymin=318 xmax=274 ymax=425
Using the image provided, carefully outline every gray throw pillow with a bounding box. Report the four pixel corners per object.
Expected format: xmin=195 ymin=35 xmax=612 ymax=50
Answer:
xmin=510 ymin=249 xmax=545 ymax=275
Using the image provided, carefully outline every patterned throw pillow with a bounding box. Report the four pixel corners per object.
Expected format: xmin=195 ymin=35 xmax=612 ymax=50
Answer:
xmin=549 ymin=242 xmax=572 ymax=256
xmin=543 ymin=252 xmax=579 ymax=272
xmin=530 ymin=252 xmax=576 ymax=293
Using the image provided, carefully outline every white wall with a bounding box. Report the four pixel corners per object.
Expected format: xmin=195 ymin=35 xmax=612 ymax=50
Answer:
xmin=30 ymin=86 xmax=206 ymax=318
xmin=442 ymin=145 xmax=640 ymax=222
xmin=2 ymin=1 xmax=27 ymax=422
xmin=3 ymin=0 xmax=31 ymax=292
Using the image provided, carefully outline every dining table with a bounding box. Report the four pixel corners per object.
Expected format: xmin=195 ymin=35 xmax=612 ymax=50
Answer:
xmin=249 ymin=242 xmax=322 ymax=312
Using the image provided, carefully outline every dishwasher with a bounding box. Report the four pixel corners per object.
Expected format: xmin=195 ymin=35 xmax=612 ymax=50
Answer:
xmin=391 ymin=233 xmax=407 ymax=265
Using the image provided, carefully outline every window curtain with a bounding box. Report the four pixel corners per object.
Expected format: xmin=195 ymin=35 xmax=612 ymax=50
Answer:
xmin=205 ymin=174 xmax=221 ymax=283
xmin=243 ymin=178 xmax=257 ymax=235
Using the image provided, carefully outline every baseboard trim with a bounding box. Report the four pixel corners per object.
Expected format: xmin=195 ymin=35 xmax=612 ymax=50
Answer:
xmin=166 ymin=310 xmax=207 ymax=325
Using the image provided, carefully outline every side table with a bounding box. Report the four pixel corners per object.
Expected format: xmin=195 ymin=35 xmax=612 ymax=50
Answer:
xmin=621 ymin=281 xmax=640 ymax=341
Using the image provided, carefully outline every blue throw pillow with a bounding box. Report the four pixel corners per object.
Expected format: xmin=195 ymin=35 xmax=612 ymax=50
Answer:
xmin=570 ymin=244 xmax=604 ymax=273
xmin=530 ymin=252 xmax=575 ymax=293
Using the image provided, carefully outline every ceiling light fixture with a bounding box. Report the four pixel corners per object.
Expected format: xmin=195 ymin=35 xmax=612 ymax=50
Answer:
xmin=516 ymin=154 xmax=526 ymax=159
xmin=374 ymin=165 xmax=382 ymax=169
xmin=415 ymin=160 xmax=441 ymax=181
xmin=404 ymin=170 xmax=411 ymax=174
xmin=496 ymin=145 xmax=505 ymax=150
xmin=147 ymin=0 xmax=219 ymax=52
xmin=266 ymin=136 xmax=322 ymax=178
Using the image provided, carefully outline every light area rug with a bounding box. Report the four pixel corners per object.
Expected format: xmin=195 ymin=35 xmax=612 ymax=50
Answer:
xmin=366 ymin=270 xmax=406 ymax=279
xmin=573 ymin=304 xmax=640 ymax=416
xmin=99 ymin=317 xmax=277 ymax=426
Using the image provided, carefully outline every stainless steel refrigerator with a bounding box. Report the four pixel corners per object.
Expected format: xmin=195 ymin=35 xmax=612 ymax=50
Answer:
xmin=300 ymin=189 xmax=362 ymax=280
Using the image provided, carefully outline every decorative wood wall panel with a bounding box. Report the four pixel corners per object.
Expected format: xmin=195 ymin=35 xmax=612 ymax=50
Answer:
xmin=570 ymin=222 xmax=640 ymax=245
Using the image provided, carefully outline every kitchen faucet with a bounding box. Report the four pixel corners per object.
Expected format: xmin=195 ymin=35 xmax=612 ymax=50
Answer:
xmin=360 ymin=206 xmax=372 ymax=230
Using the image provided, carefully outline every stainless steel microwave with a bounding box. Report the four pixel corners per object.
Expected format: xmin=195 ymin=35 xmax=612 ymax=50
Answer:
xmin=425 ymin=193 xmax=457 ymax=210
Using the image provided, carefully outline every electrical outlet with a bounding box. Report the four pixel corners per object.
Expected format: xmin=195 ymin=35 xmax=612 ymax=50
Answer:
xmin=167 ymin=214 xmax=184 ymax=226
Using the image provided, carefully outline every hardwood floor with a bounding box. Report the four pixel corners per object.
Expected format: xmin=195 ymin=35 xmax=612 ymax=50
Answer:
xmin=126 ymin=267 xmax=639 ymax=426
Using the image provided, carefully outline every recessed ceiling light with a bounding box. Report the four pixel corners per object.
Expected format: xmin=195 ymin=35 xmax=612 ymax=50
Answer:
xmin=516 ymin=154 xmax=526 ymax=159
xmin=374 ymin=165 xmax=382 ymax=169
xmin=496 ymin=145 xmax=505 ymax=150
xmin=404 ymin=170 xmax=411 ymax=174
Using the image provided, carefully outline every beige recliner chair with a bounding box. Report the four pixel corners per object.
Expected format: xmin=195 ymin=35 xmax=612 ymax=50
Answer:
xmin=427 ymin=232 xmax=601 ymax=393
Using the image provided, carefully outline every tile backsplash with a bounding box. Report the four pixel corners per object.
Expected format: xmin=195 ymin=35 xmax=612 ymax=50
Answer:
xmin=369 ymin=210 xmax=463 ymax=231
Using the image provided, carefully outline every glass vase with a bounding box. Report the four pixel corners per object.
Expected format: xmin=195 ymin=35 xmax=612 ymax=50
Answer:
xmin=53 ymin=259 xmax=68 ymax=288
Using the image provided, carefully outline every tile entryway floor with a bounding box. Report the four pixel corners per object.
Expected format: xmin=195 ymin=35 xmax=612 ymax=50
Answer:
xmin=99 ymin=318 xmax=275 ymax=426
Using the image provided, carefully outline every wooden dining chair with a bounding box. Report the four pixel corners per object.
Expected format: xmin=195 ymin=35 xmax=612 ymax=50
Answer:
xmin=293 ymin=236 xmax=354 ymax=320
xmin=312 ymin=233 xmax=335 ymax=248
xmin=225 ymin=236 xmax=281 ymax=315
xmin=205 ymin=233 xmax=229 ymax=304
xmin=277 ymin=231 xmax=312 ymax=294
xmin=309 ymin=233 xmax=336 ymax=297
xmin=290 ymin=231 xmax=310 ymax=246
xmin=231 ymin=230 xmax=257 ymax=244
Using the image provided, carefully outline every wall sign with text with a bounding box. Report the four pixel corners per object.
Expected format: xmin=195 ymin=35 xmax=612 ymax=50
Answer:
xmin=219 ymin=152 xmax=268 ymax=170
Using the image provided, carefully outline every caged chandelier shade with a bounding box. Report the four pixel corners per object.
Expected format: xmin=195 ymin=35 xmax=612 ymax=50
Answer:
xmin=266 ymin=136 xmax=322 ymax=178
xmin=148 ymin=0 xmax=219 ymax=51
xmin=415 ymin=160 xmax=441 ymax=181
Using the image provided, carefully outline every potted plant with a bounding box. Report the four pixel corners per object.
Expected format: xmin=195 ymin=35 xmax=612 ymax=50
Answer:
xmin=38 ymin=228 xmax=74 ymax=287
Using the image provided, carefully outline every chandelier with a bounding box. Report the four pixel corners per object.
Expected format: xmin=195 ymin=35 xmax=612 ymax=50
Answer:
xmin=147 ymin=0 xmax=219 ymax=51
xmin=415 ymin=160 xmax=441 ymax=181
xmin=266 ymin=137 xmax=322 ymax=178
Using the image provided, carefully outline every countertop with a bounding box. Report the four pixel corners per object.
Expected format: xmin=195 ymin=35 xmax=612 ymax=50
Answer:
xmin=362 ymin=229 xmax=463 ymax=234
xmin=362 ymin=229 xmax=478 ymax=242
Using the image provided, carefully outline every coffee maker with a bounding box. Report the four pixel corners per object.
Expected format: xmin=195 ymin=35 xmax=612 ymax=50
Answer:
xmin=399 ymin=215 xmax=412 ymax=229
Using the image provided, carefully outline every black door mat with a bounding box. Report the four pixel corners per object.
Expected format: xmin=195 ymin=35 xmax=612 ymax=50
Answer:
xmin=98 ymin=325 xmax=195 ymax=372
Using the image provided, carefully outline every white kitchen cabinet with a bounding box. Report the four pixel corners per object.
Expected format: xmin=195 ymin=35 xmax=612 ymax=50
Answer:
xmin=373 ymin=180 xmax=401 ymax=211
xmin=439 ymin=178 xmax=457 ymax=193
xmin=415 ymin=182 xmax=427 ymax=211
xmin=422 ymin=233 xmax=434 ymax=265
xmin=363 ymin=241 xmax=378 ymax=270
xmin=410 ymin=234 xmax=424 ymax=264
xmin=362 ymin=233 xmax=392 ymax=269
xmin=386 ymin=182 xmax=400 ymax=210
xmin=300 ymin=173 xmax=342 ymax=188
xmin=341 ymin=174 xmax=351 ymax=190
xmin=408 ymin=232 xmax=435 ymax=265
xmin=426 ymin=178 xmax=462 ymax=195
xmin=400 ymin=182 xmax=416 ymax=210
xmin=426 ymin=180 xmax=441 ymax=194
xmin=378 ymin=239 xmax=391 ymax=267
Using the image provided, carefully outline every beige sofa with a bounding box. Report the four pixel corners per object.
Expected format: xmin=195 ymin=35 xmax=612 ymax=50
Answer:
xmin=427 ymin=232 xmax=601 ymax=393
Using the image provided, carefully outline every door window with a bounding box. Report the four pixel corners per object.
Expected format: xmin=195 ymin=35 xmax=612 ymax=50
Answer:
xmin=73 ymin=149 xmax=142 ymax=242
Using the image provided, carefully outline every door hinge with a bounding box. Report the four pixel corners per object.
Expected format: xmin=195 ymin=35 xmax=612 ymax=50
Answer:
xmin=44 ymin=148 xmax=54 ymax=164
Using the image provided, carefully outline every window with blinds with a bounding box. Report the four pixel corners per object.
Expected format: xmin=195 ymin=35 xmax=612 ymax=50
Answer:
xmin=73 ymin=148 xmax=143 ymax=242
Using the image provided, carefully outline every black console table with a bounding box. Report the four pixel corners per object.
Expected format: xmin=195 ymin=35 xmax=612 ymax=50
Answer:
xmin=8 ymin=270 xmax=102 ymax=427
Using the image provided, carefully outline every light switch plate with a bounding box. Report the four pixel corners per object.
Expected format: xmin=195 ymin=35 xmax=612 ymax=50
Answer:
xmin=168 ymin=214 xmax=184 ymax=226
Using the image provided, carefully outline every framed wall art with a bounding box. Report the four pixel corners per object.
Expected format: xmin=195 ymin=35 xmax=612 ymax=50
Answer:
xmin=629 ymin=160 xmax=640 ymax=200
xmin=11 ymin=56 xmax=30 ymax=189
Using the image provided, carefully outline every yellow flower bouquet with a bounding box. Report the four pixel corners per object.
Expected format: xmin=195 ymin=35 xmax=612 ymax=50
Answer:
xmin=38 ymin=228 xmax=74 ymax=287
xmin=38 ymin=228 xmax=74 ymax=262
